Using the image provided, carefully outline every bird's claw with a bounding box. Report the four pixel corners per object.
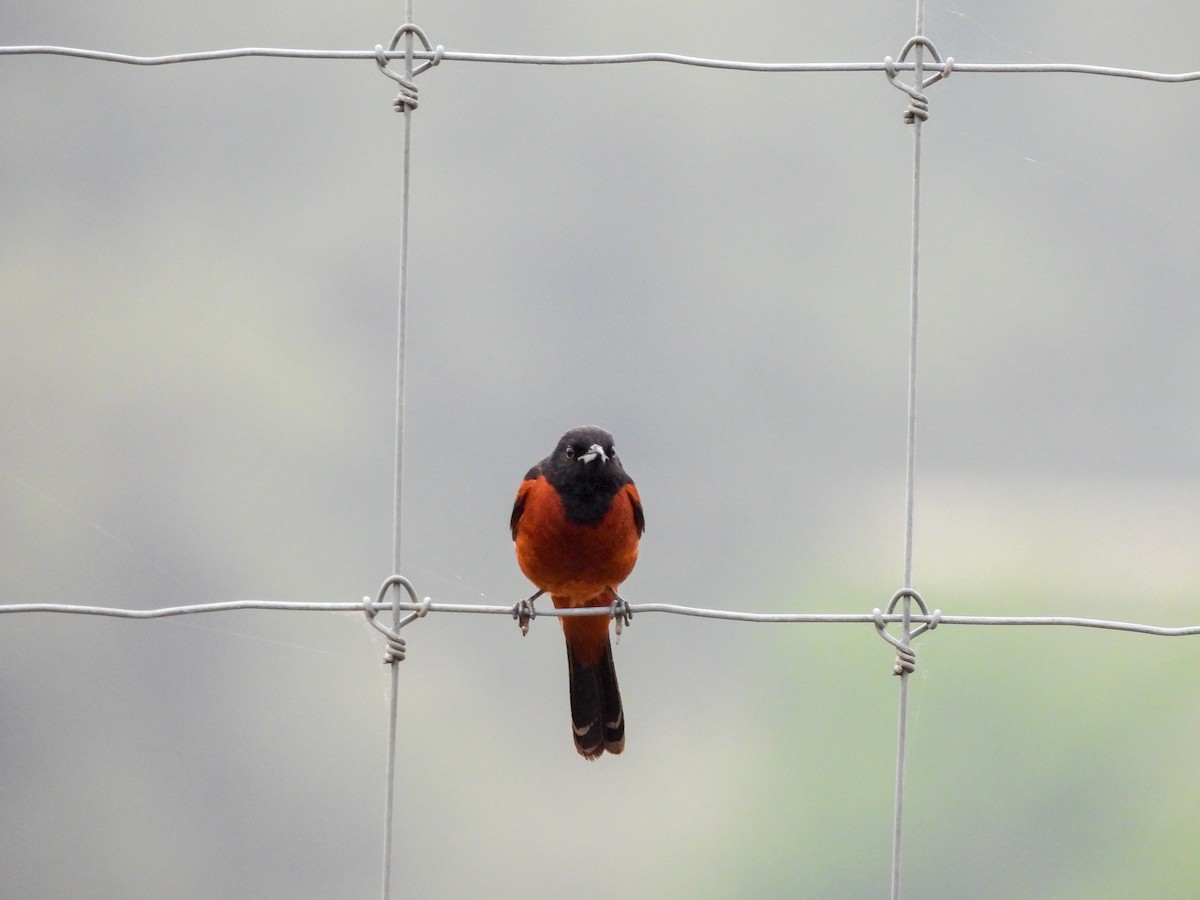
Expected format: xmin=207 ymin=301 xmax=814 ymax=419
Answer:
xmin=513 ymin=591 xmax=542 ymax=636
xmin=610 ymin=592 xmax=633 ymax=638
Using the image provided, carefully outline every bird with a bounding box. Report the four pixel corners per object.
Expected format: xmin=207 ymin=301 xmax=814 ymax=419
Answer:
xmin=510 ymin=425 xmax=644 ymax=759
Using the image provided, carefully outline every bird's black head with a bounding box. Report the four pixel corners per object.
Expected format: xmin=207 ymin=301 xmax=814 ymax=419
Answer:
xmin=543 ymin=425 xmax=633 ymax=523
xmin=548 ymin=426 xmax=624 ymax=476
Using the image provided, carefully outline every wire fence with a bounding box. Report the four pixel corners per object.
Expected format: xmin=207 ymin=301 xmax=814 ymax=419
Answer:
xmin=5 ymin=597 xmax=1200 ymax=637
xmin=4 ymin=6 xmax=1199 ymax=900
xmin=8 ymin=43 xmax=1200 ymax=82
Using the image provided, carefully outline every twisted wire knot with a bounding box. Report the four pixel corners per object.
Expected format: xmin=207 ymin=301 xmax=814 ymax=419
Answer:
xmin=902 ymin=94 xmax=930 ymax=124
xmin=375 ymin=23 xmax=442 ymax=113
xmin=885 ymin=37 xmax=953 ymax=124
xmin=889 ymin=639 xmax=918 ymax=676
xmin=874 ymin=588 xmax=940 ymax=676
xmin=364 ymin=575 xmax=429 ymax=664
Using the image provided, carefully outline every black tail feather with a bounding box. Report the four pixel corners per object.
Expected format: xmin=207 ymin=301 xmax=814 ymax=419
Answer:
xmin=566 ymin=640 xmax=625 ymax=759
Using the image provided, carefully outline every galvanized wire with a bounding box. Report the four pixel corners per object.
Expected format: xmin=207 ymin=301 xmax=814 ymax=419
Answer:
xmin=379 ymin=9 xmax=421 ymax=900
xmin=891 ymin=14 xmax=931 ymax=897
xmin=4 ymin=43 xmax=1200 ymax=82
xmin=4 ymin=599 xmax=1200 ymax=637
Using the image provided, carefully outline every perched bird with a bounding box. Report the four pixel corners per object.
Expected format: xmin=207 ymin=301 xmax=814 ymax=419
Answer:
xmin=510 ymin=426 xmax=644 ymax=759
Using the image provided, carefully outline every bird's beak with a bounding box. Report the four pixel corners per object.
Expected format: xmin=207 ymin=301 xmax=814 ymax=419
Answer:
xmin=579 ymin=443 xmax=608 ymax=465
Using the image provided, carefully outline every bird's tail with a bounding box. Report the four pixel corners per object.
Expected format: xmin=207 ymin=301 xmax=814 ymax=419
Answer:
xmin=562 ymin=614 xmax=625 ymax=760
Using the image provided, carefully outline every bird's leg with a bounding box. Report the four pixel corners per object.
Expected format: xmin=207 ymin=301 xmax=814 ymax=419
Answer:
xmin=513 ymin=590 xmax=542 ymax=636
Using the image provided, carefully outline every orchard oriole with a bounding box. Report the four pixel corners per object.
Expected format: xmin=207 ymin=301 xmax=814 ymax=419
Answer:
xmin=511 ymin=426 xmax=644 ymax=759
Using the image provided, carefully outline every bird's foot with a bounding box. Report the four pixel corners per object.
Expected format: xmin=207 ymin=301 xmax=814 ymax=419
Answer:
xmin=512 ymin=590 xmax=542 ymax=636
xmin=610 ymin=591 xmax=633 ymax=638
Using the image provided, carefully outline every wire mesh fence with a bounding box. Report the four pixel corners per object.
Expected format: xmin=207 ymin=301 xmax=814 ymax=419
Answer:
xmin=4 ymin=4 xmax=1200 ymax=898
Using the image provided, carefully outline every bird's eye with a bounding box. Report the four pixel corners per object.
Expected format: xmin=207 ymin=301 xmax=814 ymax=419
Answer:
xmin=564 ymin=446 xmax=575 ymax=459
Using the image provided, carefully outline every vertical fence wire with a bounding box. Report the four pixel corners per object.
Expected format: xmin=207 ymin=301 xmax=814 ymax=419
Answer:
xmin=382 ymin=5 xmax=417 ymax=900
xmin=892 ymin=1 xmax=927 ymax=897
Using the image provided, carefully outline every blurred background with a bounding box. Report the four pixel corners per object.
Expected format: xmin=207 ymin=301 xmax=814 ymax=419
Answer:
xmin=4 ymin=1 xmax=1200 ymax=897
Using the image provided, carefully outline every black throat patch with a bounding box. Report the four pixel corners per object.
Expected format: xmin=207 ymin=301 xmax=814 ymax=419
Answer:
xmin=548 ymin=468 xmax=627 ymax=526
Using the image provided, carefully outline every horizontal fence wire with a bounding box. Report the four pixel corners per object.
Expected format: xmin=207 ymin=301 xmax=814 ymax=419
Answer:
xmin=3 ymin=600 xmax=1200 ymax=636
xmin=4 ymin=44 xmax=1200 ymax=82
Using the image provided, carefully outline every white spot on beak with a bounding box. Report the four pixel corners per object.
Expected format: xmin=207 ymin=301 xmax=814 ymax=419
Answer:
xmin=579 ymin=443 xmax=608 ymax=464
